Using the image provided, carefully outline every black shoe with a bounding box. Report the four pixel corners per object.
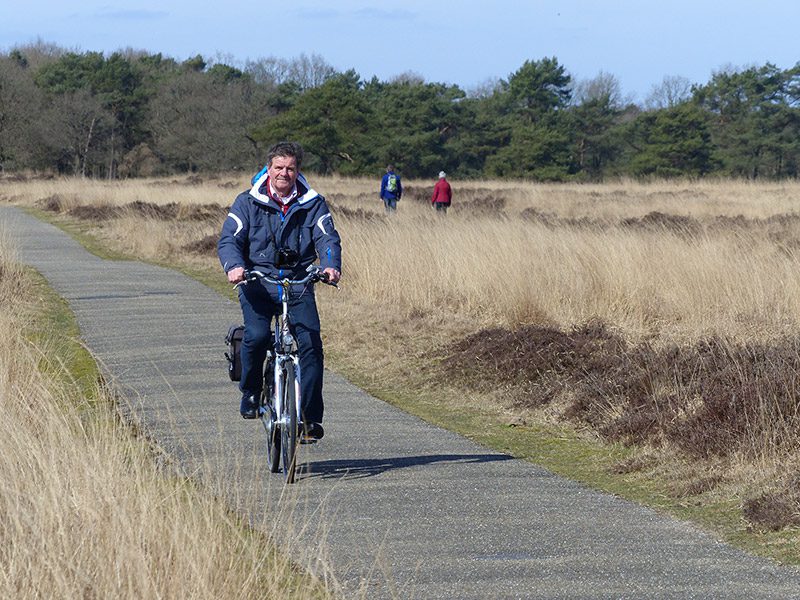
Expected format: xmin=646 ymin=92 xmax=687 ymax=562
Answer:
xmin=301 ymin=422 xmax=324 ymax=443
xmin=240 ymin=395 xmax=258 ymax=419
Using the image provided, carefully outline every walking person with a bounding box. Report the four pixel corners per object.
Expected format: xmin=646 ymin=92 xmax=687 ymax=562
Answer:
xmin=217 ymin=141 xmax=341 ymax=441
xmin=431 ymin=171 xmax=452 ymax=214
xmin=379 ymin=164 xmax=402 ymax=213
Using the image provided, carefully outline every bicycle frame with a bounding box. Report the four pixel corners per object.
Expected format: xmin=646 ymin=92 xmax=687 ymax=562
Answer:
xmin=268 ymin=279 xmax=302 ymax=437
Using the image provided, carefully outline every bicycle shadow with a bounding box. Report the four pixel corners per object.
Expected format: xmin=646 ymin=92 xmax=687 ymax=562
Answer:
xmin=298 ymin=453 xmax=513 ymax=480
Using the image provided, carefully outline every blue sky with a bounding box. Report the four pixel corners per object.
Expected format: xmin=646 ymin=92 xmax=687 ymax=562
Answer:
xmin=2 ymin=0 xmax=799 ymax=102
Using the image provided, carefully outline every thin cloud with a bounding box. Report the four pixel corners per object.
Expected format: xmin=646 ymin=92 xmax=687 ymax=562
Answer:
xmin=295 ymin=7 xmax=416 ymax=20
xmin=353 ymin=7 xmax=416 ymax=19
xmin=94 ymin=8 xmax=169 ymax=20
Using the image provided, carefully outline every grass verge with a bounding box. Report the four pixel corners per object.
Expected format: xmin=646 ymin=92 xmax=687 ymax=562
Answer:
xmin=0 ymin=245 xmax=334 ymax=597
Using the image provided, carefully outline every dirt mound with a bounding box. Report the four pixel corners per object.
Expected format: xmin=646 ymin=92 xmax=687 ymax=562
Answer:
xmin=401 ymin=185 xmax=432 ymax=203
xmin=743 ymin=482 xmax=800 ymax=531
xmin=123 ymin=201 xmax=227 ymax=222
xmin=1 ymin=173 xmax=28 ymax=182
xmin=442 ymin=323 xmax=800 ymax=462
xmin=765 ymin=212 xmax=800 ymax=227
xmin=36 ymin=194 xmax=67 ymax=212
xmin=519 ymin=207 xmax=596 ymax=229
xmin=182 ymin=235 xmax=218 ymax=255
xmin=122 ymin=200 xmax=227 ymax=222
xmin=179 ymin=174 xmax=204 ymax=185
xmin=709 ymin=214 xmax=751 ymax=231
xmin=620 ymin=211 xmax=702 ymax=236
xmin=442 ymin=320 xmax=627 ymax=402
xmin=125 ymin=200 xmax=180 ymax=219
xmin=519 ymin=207 xmax=557 ymax=225
xmin=448 ymin=188 xmax=510 ymax=216
xmin=190 ymin=203 xmax=228 ymax=222
xmin=455 ymin=195 xmax=507 ymax=216
xmin=646 ymin=189 xmax=708 ymax=200
xmin=68 ymin=205 xmax=123 ymax=220
xmin=330 ymin=204 xmax=385 ymax=223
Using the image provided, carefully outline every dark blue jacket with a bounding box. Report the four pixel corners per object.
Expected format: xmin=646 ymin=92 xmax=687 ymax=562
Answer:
xmin=218 ymin=172 xmax=342 ymax=279
xmin=380 ymin=171 xmax=402 ymax=201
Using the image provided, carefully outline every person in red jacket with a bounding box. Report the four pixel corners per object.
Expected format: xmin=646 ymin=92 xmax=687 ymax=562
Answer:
xmin=431 ymin=171 xmax=452 ymax=214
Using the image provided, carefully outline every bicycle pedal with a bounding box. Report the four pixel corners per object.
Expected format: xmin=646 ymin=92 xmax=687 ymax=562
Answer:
xmin=299 ymin=437 xmax=319 ymax=445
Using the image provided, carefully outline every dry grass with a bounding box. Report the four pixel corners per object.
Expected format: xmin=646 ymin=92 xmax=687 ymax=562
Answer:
xmin=335 ymin=211 xmax=800 ymax=343
xmin=0 ymin=229 xmax=334 ymax=598
xmin=5 ymin=173 xmax=800 ymax=537
xmin=13 ymin=173 xmax=800 ymax=343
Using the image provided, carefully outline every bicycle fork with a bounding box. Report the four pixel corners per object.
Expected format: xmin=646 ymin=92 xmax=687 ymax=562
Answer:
xmin=272 ymin=354 xmax=302 ymax=431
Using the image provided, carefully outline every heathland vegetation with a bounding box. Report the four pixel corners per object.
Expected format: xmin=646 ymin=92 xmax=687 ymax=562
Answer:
xmin=3 ymin=174 xmax=800 ymax=564
xmin=1 ymin=42 xmax=800 ymax=181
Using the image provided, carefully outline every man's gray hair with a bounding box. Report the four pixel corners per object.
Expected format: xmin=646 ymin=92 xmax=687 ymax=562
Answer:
xmin=267 ymin=141 xmax=304 ymax=169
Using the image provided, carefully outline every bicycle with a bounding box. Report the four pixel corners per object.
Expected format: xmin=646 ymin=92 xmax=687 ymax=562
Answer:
xmin=235 ymin=265 xmax=334 ymax=484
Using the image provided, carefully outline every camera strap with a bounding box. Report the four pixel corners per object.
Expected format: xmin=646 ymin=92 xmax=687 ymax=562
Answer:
xmin=265 ymin=206 xmax=285 ymax=251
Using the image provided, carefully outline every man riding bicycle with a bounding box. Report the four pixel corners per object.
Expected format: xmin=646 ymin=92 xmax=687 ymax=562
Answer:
xmin=218 ymin=141 xmax=341 ymax=440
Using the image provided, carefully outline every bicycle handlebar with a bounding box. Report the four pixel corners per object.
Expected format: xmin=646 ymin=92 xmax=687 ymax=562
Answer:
xmin=234 ymin=265 xmax=337 ymax=289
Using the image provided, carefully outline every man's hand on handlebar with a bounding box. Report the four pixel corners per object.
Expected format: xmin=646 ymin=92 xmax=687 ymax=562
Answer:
xmin=227 ymin=266 xmax=246 ymax=284
xmin=322 ymin=267 xmax=341 ymax=285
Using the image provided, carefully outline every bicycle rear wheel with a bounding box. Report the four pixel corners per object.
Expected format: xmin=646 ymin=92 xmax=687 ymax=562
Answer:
xmin=280 ymin=361 xmax=298 ymax=483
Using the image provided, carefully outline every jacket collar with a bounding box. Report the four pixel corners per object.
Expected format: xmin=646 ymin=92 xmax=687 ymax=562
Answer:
xmin=249 ymin=172 xmax=319 ymax=207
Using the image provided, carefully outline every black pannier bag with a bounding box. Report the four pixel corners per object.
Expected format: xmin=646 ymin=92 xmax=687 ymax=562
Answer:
xmin=225 ymin=325 xmax=245 ymax=381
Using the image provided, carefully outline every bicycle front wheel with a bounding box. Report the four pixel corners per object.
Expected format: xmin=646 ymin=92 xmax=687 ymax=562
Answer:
xmin=280 ymin=361 xmax=298 ymax=483
xmin=262 ymin=394 xmax=280 ymax=473
xmin=262 ymin=358 xmax=280 ymax=473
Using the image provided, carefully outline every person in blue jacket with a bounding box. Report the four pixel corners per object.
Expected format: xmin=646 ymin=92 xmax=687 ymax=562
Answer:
xmin=218 ymin=141 xmax=341 ymax=440
xmin=379 ymin=164 xmax=402 ymax=212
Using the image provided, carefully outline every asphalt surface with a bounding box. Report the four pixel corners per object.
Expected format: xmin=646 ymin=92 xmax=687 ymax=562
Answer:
xmin=3 ymin=204 xmax=800 ymax=599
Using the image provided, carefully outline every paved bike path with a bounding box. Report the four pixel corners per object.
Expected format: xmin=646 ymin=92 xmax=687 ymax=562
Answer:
xmin=3 ymin=205 xmax=800 ymax=599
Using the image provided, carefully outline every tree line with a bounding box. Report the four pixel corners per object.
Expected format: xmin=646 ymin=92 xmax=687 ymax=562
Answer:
xmin=1 ymin=42 xmax=799 ymax=181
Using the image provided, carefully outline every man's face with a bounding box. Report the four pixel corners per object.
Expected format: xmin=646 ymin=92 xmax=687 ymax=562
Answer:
xmin=268 ymin=155 xmax=298 ymax=196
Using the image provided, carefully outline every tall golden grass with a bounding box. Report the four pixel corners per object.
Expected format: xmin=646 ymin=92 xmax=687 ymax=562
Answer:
xmin=0 ymin=229 xmax=333 ymax=598
xmin=9 ymin=174 xmax=800 ymax=342
xmin=5 ymin=173 xmax=800 ymax=538
xmin=339 ymin=212 xmax=800 ymax=342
